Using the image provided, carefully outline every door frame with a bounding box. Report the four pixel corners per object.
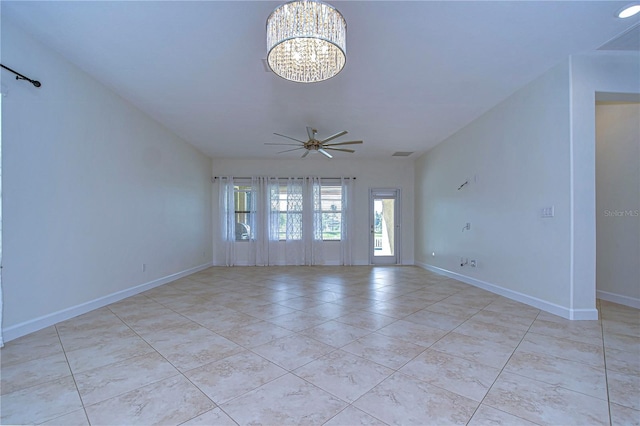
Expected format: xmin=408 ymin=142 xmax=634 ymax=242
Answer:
xmin=369 ymin=188 xmax=401 ymax=265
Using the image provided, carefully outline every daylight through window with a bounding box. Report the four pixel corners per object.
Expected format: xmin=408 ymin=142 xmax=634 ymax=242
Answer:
xmin=234 ymin=185 xmax=253 ymax=240
xmin=319 ymin=185 xmax=342 ymax=241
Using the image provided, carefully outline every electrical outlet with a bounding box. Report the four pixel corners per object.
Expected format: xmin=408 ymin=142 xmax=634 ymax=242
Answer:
xmin=541 ymin=206 xmax=555 ymax=218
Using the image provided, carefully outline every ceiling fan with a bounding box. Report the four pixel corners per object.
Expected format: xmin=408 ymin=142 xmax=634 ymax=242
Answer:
xmin=265 ymin=127 xmax=363 ymax=158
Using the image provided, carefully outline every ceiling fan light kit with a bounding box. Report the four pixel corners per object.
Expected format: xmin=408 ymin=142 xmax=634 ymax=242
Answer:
xmin=266 ymin=126 xmax=363 ymax=158
xmin=266 ymin=0 xmax=347 ymax=83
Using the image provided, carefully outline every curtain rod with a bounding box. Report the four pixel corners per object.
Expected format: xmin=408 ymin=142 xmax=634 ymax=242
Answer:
xmin=1 ymin=64 xmax=42 ymax=88
xmin=213 ymin=177 xmax=355 ymax=180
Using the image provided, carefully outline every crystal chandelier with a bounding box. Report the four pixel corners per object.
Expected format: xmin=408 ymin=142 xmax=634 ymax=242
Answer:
xmin=266 ymin=0 xmax=346 ymax=83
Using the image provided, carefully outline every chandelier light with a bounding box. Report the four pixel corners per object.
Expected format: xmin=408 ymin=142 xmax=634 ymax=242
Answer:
xmin=266 ymin=0 xmax=346 ymax=83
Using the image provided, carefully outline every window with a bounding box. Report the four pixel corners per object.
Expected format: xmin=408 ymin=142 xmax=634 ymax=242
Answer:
xmin=269 ymin=183 xmax=342 ymax=241
xmin=234 ymin=185 xmax=253 ymax=240
xmin=320 ymin=185 xmax=342 ymax=241
xmin=218 ymin=176 xmax=354 ymax=266
xmin=272 ymin=184 xmax=303 ymax=240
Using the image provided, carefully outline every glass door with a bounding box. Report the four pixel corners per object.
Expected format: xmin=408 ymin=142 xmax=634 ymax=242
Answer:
xmin=370 ymin=189 xmax=400 ymax=265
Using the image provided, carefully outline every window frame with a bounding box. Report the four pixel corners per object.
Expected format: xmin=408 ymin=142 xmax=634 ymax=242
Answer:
xmin=272 ymin=182 xmax=343 ymax=242
xmin=229 ymin=179 xmax=345 ymax=243
xmin=233 ymin=183 xmax=253 ymax=241
xmin=273 ymin=183 xmax=303 ymax=241
xmin=319 ymin=184 xmax=343 ymax=242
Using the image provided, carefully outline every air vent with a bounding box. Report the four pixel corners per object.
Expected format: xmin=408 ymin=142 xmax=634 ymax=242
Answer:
xmin=598 ymin=24 xmax=640 ymax=51
xmin=392 ymin=151 xmax=414 ymax=157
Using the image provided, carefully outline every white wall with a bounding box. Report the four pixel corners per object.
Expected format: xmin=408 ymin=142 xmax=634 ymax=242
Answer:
xmin=211 ymin=158 xmax=414 ymax=266
xmin=415 ymin=51 xmax=640 ymax=319
xmin=596 ymin=102 xmax=640 ymax=308
xmin=569 ymin=52 xmax=640 ymax=312
xmin=2 ymin=19 xmax=213 ymax=341
xmin=415 ymin=60 xmax=575 ymax=317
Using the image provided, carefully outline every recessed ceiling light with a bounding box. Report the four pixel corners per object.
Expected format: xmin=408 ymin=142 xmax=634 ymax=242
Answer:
xmin=617 ymin=4 xmax=640 ymax=18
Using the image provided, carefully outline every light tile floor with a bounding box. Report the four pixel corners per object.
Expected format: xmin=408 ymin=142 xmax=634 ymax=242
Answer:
xmin=1 ymin=266 xmax=639 ymax=425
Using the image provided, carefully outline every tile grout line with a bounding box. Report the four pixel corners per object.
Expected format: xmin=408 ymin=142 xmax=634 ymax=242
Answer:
xmin=53 ymin=323 xmax=92 ymax=426
xmin=600 ymin=301 xmax=614 ymax=426
xmin=124 ymin=310 xmax=255 ymax=425
xmin=497 ymin=323 xmax=612 ymax=402
xmin=4 ymin=268 xmax=636 ymax=425
xmin=103 ymin=304 xmax=223 ymax=422
xmin=465 ymin=308 xmax=545 ymax=425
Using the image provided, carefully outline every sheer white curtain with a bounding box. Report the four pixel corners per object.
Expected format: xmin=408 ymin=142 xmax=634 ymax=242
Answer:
xmin=340 ymin=177 xmax=355 ymax=265
xmin=217 ymin=176 xmax=236 ymax=266
xmin=267 ymin=178 xmax=281 ymax=265
xmin=281 ymin=177 xmax=324 ymax=265
xmin=248 ymin=177 xmax=271 ymax=266
xmin=216 ymin=175 xmax=349 ymax=267
xmin=284 ymin=178 xmax=304 ymax=265
xmin=305 ymin=177 xmax=324 ymax=265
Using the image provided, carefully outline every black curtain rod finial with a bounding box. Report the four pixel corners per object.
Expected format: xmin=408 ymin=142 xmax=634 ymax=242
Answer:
xmin=1 ymin=63 xmax=42 ymax=88
xmin=16 ymin=75 xmax=41 ymax=88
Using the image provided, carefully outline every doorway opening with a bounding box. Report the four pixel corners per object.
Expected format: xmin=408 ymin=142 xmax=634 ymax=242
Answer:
xmin=595 ymin=97 xmax=640 ymax=308
xmin=370 ymin=188 xmax=401 ymax=265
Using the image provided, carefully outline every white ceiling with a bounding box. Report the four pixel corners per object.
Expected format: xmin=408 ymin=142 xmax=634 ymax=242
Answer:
xmin=3 ymin=1 xmax=639 ymax=159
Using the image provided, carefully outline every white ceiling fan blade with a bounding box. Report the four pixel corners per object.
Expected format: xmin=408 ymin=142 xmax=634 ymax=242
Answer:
xmin=324 ymin=140 xmax=363 ymax=146
xmin=324 ymin=147 xmax=355 ymax=153
xmin=274 ymin=133 xmax=306 ymax=143
xmin=318 ymin=148 xmax=333 ymax=158
xmin=301 ymin=150 xmax=310 ymax=158
xmin=320 ymin=130 xmax=348 ymax=143
xmin=265 ymin=143 xmax=303 ymax=146
xmin=277 ymin=147 xmax=305 ymax=154
xmin=306 ymin=126 xmax=316 ymax=141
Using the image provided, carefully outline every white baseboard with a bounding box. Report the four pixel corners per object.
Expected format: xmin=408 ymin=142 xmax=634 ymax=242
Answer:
xmin=569 ymin=308 xmax=600 ymax=321
xmin=597 ymin=290 xmax=640 ymax=309
xmin=415 ymin=262 xmax=599 ymax=321
xmin=217 ymin=260 xmax=371 ymax=267
xmin=2 ymin=262 xmax=212 ymax=343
